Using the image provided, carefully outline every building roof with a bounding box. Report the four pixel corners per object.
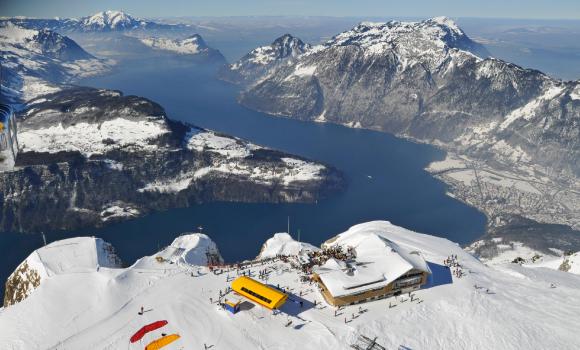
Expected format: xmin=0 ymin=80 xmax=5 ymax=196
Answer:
xmin=231 ymin=276 xmax=288 ymax=309
xmin=313 ymin=230 xmax=431 ymax=298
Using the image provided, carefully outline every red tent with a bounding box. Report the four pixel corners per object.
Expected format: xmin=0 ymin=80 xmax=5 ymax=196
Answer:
xmin=130 ymin=320 xmax=168 ymax=343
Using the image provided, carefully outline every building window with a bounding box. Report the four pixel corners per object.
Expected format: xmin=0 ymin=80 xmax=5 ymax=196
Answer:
xmin=394 ymin=275 xmax=422 ymax=289
xmin=241 ymin=286 xmax=272 ymax=304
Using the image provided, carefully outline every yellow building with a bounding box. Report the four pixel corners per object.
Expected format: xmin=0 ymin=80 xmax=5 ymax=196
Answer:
xmin=231 ymin=276 xmax=288 ymax=309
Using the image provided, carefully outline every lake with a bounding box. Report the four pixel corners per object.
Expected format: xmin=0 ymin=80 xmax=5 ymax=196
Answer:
xmin=0 ymin=57 xmax=486 ymax=297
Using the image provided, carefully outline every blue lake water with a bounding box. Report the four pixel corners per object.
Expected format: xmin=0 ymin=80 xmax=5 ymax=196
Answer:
xmin=0 ymin=57 xmax=486 ymax=296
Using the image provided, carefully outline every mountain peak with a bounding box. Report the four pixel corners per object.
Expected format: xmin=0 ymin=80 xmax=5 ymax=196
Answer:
xmin=328 ymin=17 xmax=488 ymax=59
xmin=426 ymin=16 xmax=461 ymax=32
xmin=81 ymin=10 xmax=143 ymax=31
xmin=271 ymin=33 xmax=311 ymax=58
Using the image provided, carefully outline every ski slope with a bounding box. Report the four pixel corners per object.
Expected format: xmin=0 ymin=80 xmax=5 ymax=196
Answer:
xmin=1 ymin=221 xmax=579 ymax=349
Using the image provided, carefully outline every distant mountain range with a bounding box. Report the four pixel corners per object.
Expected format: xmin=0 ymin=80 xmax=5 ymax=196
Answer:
xmin=0 ymin=11 xmax=224 ymax=102
xmin=1 ymin=10 xmax=188 ymax=32
xmin=224 ymin=17 xmax=580 ymax=238
xmin=0 ymin=24 xmax=110 ymax=102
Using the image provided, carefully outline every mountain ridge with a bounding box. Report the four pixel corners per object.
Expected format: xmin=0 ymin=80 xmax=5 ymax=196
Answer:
xmin=0 ymin=10 xmax=188 ymax=33
xmin=231 ymin=17 xmax=580 ymax=244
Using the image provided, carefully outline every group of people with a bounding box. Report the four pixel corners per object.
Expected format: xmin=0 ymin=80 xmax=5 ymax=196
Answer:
xmin=299 ymin=245 xmax=356 ymax=274
xmin=444 ymin=254 xmax=465 ymax=279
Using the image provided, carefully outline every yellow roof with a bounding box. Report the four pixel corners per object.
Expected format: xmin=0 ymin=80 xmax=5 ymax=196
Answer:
xmin=231 ymin=276 xmax=288 ymax=309
xmin=145 ymin=334 xmax=180 ymax=350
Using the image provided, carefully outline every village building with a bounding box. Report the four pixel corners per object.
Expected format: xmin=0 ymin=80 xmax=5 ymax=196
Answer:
xmin=311 ymin=232 xmax=431 ymax=306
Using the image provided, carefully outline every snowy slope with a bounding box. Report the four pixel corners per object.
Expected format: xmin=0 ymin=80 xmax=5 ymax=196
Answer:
xmin=523 ymin=252 xmax=580 ymax=275
xmin=141 ymin=234 xmax=224 ymax=267
xmin=0 ymin=24 xmax=110 ymax=102
xmin=1 ymin=221 xmax=579 ymax=349
xmin=3 ymin=237 xmax=121 ymax=306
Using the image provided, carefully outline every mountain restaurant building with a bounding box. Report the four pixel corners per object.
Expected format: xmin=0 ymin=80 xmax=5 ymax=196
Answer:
xmin=312 ymin=233 xmax=431 ymax=306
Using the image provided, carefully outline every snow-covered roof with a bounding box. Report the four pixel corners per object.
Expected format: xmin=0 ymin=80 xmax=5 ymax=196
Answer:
xmin=314 ymin=224 xmax=431 ymax=298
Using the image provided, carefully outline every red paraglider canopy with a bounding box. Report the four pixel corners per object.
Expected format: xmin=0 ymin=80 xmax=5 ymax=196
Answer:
xmin=130 ymin=320 xmax=168 ymax=343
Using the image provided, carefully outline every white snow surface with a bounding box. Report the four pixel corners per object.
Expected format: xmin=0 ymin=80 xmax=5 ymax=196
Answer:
xmin=258 ymin=232 xmax=319 ymax=259
xmin=523 ymin=252 xmax=580 ymax=275
xmin=100 ymin=205 xmax=140 ymax=222
xmin=135 ymin=233 xmax=224 ymax=267
xmin=186 ymin=130 xmax=259 ymax=159
xmin=1 ymin=221 xmax=579 ymax=349
xmin=18 ymin=117 xmax=170 ymax=157
xmin=3 ymin=237 xmax=120 ymax=304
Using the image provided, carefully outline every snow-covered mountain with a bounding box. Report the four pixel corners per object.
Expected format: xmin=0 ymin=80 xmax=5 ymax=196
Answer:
xmin=78 ymin=10 xmax=150 ymax=32
xmin=0 ymin=87 xmax=342 ymax=232
xmin=0 ymin=24 xmax=110 ymax=102
xmin=2 ymin=221 xmax=579 ymax=349
xmin=219 ymin=34 xmax=311 ymax=85
xmin=139 ymin=34 xmax=225 ymax=61
xmin=1 ymin=10 xmax=184 ymax=33
xmin=235 ymin=17 xmax=580 ymax=244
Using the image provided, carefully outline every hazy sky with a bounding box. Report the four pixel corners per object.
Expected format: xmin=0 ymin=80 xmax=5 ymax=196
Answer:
xmin=1 ymin=0 xmax=580 ymax=20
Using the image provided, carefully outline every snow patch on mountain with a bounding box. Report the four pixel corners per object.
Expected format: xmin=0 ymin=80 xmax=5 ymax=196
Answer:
xmin=187 ymin=130 xmax=260 ymax=159
xmin=139 ymin=34 xmax=220 ymax=57
xmin=18 ymin=116 xmax=170 ymax=157
xmin=290 ymin=64 xmax=317 ymax=78
xmin=100 ymin=205 xmax=140 ymax=222
xmin=499 ymin=84 xmax=565 ymax=130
